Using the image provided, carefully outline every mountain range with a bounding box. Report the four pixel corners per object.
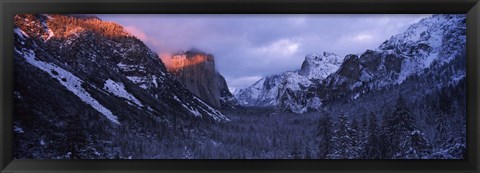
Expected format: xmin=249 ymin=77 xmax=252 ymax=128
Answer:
xmin=12 ymin=13 xmax=466 ymax=159
xmin=234 ymin=14 xmax=466 ymax=113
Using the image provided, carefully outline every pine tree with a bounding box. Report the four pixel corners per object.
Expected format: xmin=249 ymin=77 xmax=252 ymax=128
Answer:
xmin=434 ymin=112 xmax=449 ymax=148
xmin=446 ymin=137 xmax=466 ymax=159
xmin=432 ymin=136 xmax=466 ymax=159
xmin=317 ymin=114 xmax=334 ymax=159
xmin=364 ymin=112 xmax=383 ymax=159
xmin=383 ymin=96 xmax=416 ymax=157
xmin=359 ymin=114 xmax=369 ymax=157
xmin=438 ymin=89 xmax=452 ymax=114
xmin=65 ymin=112 xmax=89 ymax=159
xmin=291 ymin=141 xmax=302 ymax=159
xmin=304 ymin=144 xmax=312 ymax=159
xmin=377 ymin=132 xmax=391 ymax=159
xmin=328 ymin=113 xmax=354 ymax=159
xmin=394 ymin=130 xmax=432 ymax=159
xmin=349 ymin=116 xmax=361 ymax=159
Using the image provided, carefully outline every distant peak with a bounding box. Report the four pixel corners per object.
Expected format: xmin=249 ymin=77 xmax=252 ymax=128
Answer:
xmin=298 ymin=51 xmax=343 ymax=80
xmin=323 ymin=51 xmax=338 ymax=57
xmin=305 ymin=53 xmax=321 ymax=60
xmin=304 ymin=51 xmax=341 ymax=63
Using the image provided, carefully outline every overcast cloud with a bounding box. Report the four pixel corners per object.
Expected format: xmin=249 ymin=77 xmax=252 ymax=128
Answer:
xmin=98 ymin=14 xmax=430 ymax=90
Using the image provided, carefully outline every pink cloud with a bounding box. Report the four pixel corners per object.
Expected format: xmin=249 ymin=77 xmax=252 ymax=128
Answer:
xmin=124 ymin=26 xmax=148 ymax=41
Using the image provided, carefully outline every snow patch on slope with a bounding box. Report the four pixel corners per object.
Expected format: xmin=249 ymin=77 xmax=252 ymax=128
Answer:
xmin=172 ymin=94 xmax=202 ymax=117
xmin=193 ymin=97 xmax=230 ymax=122
xmin=126 ymin=76 xmax=148 ymax=88
xmin=152 ymin=75 xmax=159 ymax=88
xmin=41 ymin=19 xmax=55 ymax=41
xmin=183 ymin=104 xmax=202 ymax=117
xmin=16 ymin=48 xmax=120 ymax=124
xmin=103 ymin=79 xmax=143 ymax=107
xmin=14 ymin=28 xmax=29 ymax=39
xmin=173 ymin=94 xmax=230 ymax=122
xmin=117 ymin=63 xmax=146 ymax=73
xmin=46 ymin=29 xmax=55 ymax=40
xmin=14 ymin=126 xmax=24 ymax=134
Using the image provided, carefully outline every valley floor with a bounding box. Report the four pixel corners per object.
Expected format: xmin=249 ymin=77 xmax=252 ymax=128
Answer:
xmin=202 ymin=108 xmax=321 ymax=159
xmin=148 ymin=103 xmax=465 ymax=159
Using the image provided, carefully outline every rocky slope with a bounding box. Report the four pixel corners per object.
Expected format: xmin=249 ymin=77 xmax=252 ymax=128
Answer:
xmin=235 ymin=52 xmax=343 ymax=113
xmin=165 ymin=49 xmax=238 ymax=109
xmin=317 ymin=14 xmax=466 ymax=104
xmin=235 ymin=14 xmax=466 ymax=113
xmin=13 ymin=14 xmax=228 ymax=158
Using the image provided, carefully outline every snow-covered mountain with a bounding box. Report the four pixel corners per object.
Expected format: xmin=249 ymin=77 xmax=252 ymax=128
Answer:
xmin=298 ymin=52 xmax=344 ymax=80
xmin=12 ymin=13 xmax=466 ymax=160
xmin=14 ymin=14 xmax=233 ymax=158
xmin=165 ymin=49 xmax=239 ymax=109
xmin=235 ymin=14 xmax=466 ymax=113
xmin=234 ymin=52 xmax=343 ymax=113
xmin=319 ymin=14 xmax=466 ymax=102
xmin=14 ymin=14 xmax=229 ymax=124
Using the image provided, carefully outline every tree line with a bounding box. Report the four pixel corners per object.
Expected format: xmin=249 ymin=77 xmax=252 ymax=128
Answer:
xmin=315 ymin=95 xmax=465 ymax=159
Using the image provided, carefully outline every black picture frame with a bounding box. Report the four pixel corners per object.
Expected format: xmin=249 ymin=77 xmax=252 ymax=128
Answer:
xmin=1 ymin=0 xmax=479 ymax=172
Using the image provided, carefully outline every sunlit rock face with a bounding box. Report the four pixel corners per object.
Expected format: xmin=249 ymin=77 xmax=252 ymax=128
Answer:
xmin=165 ymin=49 xmax=238 ymax=109
xmin=13 ymin=14 xmax=234 ymax=159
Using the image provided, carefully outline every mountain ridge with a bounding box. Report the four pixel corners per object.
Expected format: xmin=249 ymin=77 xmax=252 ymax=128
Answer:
xmin=234 ymin=51 xmax=343 ymax=113
xmin=234 ymin=14 xmax=466 ymax=113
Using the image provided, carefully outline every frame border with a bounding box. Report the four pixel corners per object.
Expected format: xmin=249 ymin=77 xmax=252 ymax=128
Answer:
xmin=1 ymin=0 xmax=479 ymax=172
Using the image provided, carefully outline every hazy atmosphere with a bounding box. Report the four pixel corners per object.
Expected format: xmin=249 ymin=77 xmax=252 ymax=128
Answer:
xmin=98 ymin=14 xmax=429 ymax=90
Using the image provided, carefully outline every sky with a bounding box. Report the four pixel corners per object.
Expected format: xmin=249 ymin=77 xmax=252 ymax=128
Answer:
xmin=97 ymin=14 xmax=430 ymax=90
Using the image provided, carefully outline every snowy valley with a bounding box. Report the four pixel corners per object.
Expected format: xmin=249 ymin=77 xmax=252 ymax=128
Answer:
xmin=13 ymin=14 xmax=466 ymax=159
